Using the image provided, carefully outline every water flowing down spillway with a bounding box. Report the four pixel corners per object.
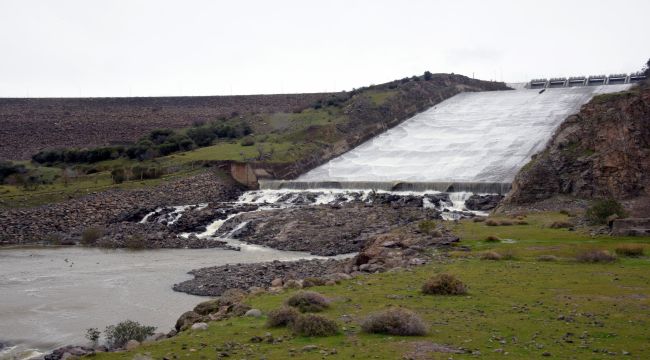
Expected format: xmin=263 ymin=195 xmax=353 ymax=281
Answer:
xmin=298 ymin=85 xmax=632 ymax=184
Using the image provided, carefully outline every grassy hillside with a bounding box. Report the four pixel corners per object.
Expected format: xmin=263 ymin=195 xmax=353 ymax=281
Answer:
xmin=92 ymin=213 xmax=650 ymax=359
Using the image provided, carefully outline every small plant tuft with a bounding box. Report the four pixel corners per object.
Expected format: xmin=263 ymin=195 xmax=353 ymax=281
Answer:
xmin=422 ymin=273 xmax=467 ymax=295
xmin=484 ymin=235 xmax=501 ymax=243
xmin=485 ymin=219 xmax=498 ymax=226
xmin=266 ymin=307 xmax=300 ymax=328
xmin=550 ymin=221 xmax=573 ymax=229
xmin=361 ymin=308 xmax=427 ymax=336
xmin=480 ymin=251 xmax=503 ymax=261
xmin=302 ymin=277 xmax=326 ymax=288
xmin=537 ymin=255 xmax=559 ymax=262
xmin=80 ymin=226 xmax=104 ymax=245
xmin=290 ymin=314 xmax=339 ymax=337
xmin=614 ymin=245 xmax=644 ymax=257
xmin=575 ymin=249 xmax=616 ymax=263
xmin=285 ymin=291 xmax=329 ymax=313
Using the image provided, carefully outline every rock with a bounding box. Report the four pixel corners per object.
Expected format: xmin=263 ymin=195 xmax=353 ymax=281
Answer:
xmin=175 ymin=311 xmax=205 ymax=331
xmin=244 ymin=309 xmax=263 ymax=317
xmin=271 ymin=278 xmax=283 ymax=287
xmin=302 ymin=345 xmax=319 ymax=352
xmin=464 ymin=194 xmax=504 ymax=211
xmin=125 ymin=340 xmax=140 ymax=350
xmin=193 ymin=299 xmax=222 ymax=315
xmin=145 ymin=333 xmax=167 ymax=342
xmin=44 ymin=346 xmax=94 ymax=360
xmin=283 ymin=279 xmax=303 ymax=289
xmin=191 ymin=322 xmax=209 ymax=331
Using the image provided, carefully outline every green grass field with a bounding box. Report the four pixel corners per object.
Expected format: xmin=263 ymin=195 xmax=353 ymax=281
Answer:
xmin=92 ymin=213 xmax=650 ymax=359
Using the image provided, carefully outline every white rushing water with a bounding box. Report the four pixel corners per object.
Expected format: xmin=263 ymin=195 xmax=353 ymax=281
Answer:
xmin=299 ymin=85 xmax=632 ymax=183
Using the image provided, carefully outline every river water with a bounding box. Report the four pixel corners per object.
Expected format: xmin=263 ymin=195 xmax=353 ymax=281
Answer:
xmin=0 ymin=188 xmax=480 ymax=359
xmin=0 ymin=245 xmax=320 ymax=359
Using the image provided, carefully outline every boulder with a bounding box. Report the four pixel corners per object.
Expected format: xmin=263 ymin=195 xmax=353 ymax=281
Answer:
xmin=191 ymin=322 xmax=209 ymax=331
xmin=125 ymin=340 xmax=140 ymax=350
xmin=193 ymin=299 xmax=221 ymax=315
xmin=175 ymin=311 xmax=205 ymax=331
xmin=244 ymin=309 xmax=263 ymax=317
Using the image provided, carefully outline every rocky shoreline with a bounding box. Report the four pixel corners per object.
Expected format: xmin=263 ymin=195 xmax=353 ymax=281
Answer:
xmin=0 ymin=171 xmax=244 ymax=247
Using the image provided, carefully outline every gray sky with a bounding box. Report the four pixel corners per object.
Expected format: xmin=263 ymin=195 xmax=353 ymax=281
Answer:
xmin=1 ymin=0 xmax=648 ymax=97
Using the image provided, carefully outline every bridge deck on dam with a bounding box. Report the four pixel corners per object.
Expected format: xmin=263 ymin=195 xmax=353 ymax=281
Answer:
xmin=296 ymin=84 xmax=632 ymax=186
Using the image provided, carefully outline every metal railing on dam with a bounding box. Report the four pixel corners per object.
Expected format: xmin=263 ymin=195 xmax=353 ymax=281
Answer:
xmin=259 ymin=180 xmax=513 ymax=194
xmin=528 ymin=72 xmax=647 ymax=89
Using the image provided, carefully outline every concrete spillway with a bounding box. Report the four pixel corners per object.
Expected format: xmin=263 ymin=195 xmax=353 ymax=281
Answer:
xmin=295 ymin=85 xmax=631 ymax=189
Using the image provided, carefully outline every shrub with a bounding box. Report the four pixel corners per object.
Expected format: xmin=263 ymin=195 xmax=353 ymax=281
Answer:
xmin=550 ymin=221 xmax=573 ymax=229
xmin=80 ymin=226 xmax=104 ymax=245
xmin=575 ymin=250 xmax=616 ymax=263
xmin=422 ymin=274 xmax=467 ymax=295
xmin=515 ymin=220 xmax=529 ymax=225
xmin=285 ymin=291 xmax=329 ymax=313
xmin=290 ymin=314 xmax=339 ymax=337
xmin=0 ymin=161 xmax=26 ymax=183
xmin=614 ymin=245 xmax=644 ymax=257
xmin=361 ymin=308 xmax=427 ymax=336
xmin=485 ymin=219 xmax=499 ymax=226
xmin=484 ymin=235 xmax=501 ymax=243
xmin=499 ymin=249 xmax=517 ymax=260
xmin=417 ymin=220 xmax=442 ymax=236
xmin=240 ymin=136 xmax=255 ymax=146
xmin=111 ymin=168 xmax=126 ymax=184
xmin=480 ymin=251 xmax=503 ymax=260
xmin=473 ymin=217 xmax=486 ymax=222
xmin=537 ymin=255 xmax=559 ymax=262
xmin=499 ymin=220 xmax=513 ymax=226
xmin=104 ymin=320 xmax=156 ymax=349
xmin=125 ymin=235 xmax=147 ymax=250
xmin=266 ymin=307 xmax=300 ymax=328
xmin=586 ymin=199 xmax=626 ymax=225
xmin=424 ymin=71 xmax=433 ymax=81
xmin=187 ymin=126 xmax=217 ymax=147
xmin=85 ymin=328 xmax=100 ymax=346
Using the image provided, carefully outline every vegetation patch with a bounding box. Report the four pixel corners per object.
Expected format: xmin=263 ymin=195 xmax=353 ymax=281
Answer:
xmin=104 ymin=320 xmax=156 ymax=349
xmin=614 ymin=244 xmax=644 ymax=257
xmin=285 ymin=291 xmax=330 ymax=313
xmin=575 ymin=249 xmax=617 ymax=263
xmin=586 ymin=199 xmax=626 ymax=225
xmin=421 ymin=273 xmax=467 ymax=295
xmin=290 ymin=314 xmax=339 ymax=337
xmin=266 ymin=307 xmax=300 ymax=328
xmin=361 ymin=308 xmax=427 ymax=336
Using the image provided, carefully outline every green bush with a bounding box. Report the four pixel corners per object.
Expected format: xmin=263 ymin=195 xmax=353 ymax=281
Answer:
xmin=187 ymin=126 xmax=217 ymax=147
xmin=104 ymin=320 xmax=156 ymax=349
xmin=290 ymin=314 xmax=338 ymax=337
xmin=0 ymin=161 xmax=26 ymax=183
xmin=111 ymin=168 xmax=126 ymax=184
xmin=586 ymin=199 xmax=626 ymax=225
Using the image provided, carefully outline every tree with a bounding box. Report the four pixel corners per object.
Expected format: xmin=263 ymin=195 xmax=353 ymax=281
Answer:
xmin=424 ymin=71 xmax=433 ymax=81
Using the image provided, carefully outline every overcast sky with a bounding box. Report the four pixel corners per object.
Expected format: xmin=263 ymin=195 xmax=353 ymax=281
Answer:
xmin=1 ymin=0 xmax=648 ymax=97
